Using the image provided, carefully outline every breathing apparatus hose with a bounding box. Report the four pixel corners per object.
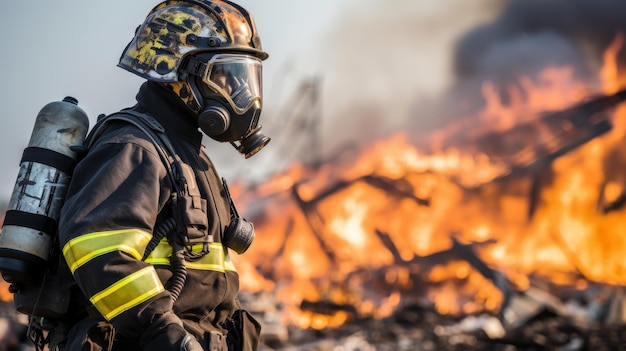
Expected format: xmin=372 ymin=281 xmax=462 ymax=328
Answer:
xmin=142 ymin=217 xmax=187 ymax=304
xmin=143 ymin=217 xmax=175 ymax=260
xmin=86 ymin=111 xmax=192 ymax=305
xmin=167 ymin=245 xmax=187 ymax=304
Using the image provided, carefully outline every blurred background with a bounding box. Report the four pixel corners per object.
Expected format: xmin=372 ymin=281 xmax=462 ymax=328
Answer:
xmin=3 ymin=0 xmax=626 ymax=349
xmin=0 ymin=0 xmax=505 ymax=202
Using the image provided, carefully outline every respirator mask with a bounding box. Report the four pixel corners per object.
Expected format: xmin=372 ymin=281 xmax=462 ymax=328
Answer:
xmin=192 ymin=54 xmax=270 ymax=158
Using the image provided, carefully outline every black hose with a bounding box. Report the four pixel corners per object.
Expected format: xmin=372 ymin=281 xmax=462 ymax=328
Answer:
xmin=143 ymin=217 xmax=176 ymax=261
xmin=143 ymin=216 xmax=187 ymax=304
xmin=167 ymin=245 xmax=187 ymax=304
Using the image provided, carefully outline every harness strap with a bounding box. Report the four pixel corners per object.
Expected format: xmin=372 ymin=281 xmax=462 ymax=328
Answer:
xmin=86 ymin=111 xmax=183 ymax=196
xmin=84 ymin=110 xmax=209 ymax=304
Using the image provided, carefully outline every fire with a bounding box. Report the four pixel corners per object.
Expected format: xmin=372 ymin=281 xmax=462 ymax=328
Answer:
xmin=1 ymin=37 xmax=622 ymax=333
xmin=232 ymin=34 xmax=626 ymax=329
xmin=0 ymin=212 xmax=9 ymax=303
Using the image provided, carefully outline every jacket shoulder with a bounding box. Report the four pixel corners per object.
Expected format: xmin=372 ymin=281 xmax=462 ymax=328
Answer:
xmin=86 ymin=111 xmax=169 ymax=159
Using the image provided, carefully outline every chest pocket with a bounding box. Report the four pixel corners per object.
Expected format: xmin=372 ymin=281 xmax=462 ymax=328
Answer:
xmin=171 ymin=161 xmax=211 ymax=253
xmin=87 ymin=111 xmax=213 ymax=254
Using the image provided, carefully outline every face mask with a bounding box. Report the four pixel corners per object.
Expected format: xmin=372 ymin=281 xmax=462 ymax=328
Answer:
xmin=194 ymin=54 xmax=270 ymax=158
xmin=198 ymin=95 xmax=270 ymax=158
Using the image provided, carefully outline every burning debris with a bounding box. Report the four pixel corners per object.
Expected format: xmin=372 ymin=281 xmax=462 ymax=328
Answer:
xmin=225 ymin=17 xmax=626 ymax=351
xmin=3 ymin=1 xmax=626 ymax=351
xmin=436 ymin=88 xmax=626 ymax=188
xmin=238 ymin=274 xmax=626 ymax=350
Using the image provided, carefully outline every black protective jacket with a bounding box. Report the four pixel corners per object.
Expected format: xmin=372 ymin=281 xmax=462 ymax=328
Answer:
xmin=58 ymin=81 xmax=241 ymax=347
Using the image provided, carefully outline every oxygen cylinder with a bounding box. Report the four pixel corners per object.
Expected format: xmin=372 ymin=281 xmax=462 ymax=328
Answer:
xmin=0 ymin=97 xmax=89 ymax=284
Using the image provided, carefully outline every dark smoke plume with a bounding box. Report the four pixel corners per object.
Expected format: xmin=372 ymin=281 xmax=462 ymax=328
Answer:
xmin=453 ymin=0 xmax=626 ymax=84
xmin=406 ymin=0 xmax=626 ymax=147
xmin=244 ymin=0 xmax=626 ymax=178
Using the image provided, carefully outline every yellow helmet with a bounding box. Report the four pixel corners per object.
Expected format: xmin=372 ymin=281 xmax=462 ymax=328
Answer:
xmin=119 ymin=0 xmax=267 ymax=81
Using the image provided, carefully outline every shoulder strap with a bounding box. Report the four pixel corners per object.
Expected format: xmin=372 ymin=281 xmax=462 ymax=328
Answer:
xmin=84 ymin=110 xmax=199 ymax=303
xmin=86 ymin=110 xmax=182 ymax=195
xmin=86 ymin=110 xmax=212 ymax=257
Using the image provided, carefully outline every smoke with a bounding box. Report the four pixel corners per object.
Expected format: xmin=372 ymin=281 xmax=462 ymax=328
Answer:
xmin=399 ymin=0 xmax=626 ymax=150
xmin=438 ymin=0 xmax=626 ymax=120
xmin=453 ymin=0 xmax=626 ymax=82
xmin=233 ymin=0 xmax=626 ymax=182
xmin=292 ymin=0 xmax=505 ymax=164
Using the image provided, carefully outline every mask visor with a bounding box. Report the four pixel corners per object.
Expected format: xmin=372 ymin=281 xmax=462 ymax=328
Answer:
xmin=202 ymin=54 xmax=262 ymax=114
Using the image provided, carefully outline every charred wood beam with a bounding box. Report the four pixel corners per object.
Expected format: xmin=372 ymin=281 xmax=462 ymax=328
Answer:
xmin=509 ymin=88 xmax=626 ymax=158
xmin=361 ymin=175 xmax=430 ymax=206
xmin=527 ymin=170 xmax=556 ymax=221
xmin=442 ymin=237 xmax=516 ymax=320
xmin=373 ymin=230 xmax=505 ymax=280
xmin=347 ymin=234 xmax=512 ymax=298
xmin=598 ymin=180 xmax=626 ymax=214
xmin=602 ymin=193 xmax=626 ymax=213
xmin=512 ymin=119 xmax=611 ymax=174
xmin=256 ymin=217 xmax=296 ymax=280
xmin=300 ymin=299 xmax=359 ymax=317
xmin=477 ymin=88 xmax=626 ymax=186
xmin=492 ymin=119 xmax=612 ymax=183
xmin=291 ymin=184 xmax=339 ymax=264
xmin=540 ymin=88 xmax=626 ymax=127
xmin=527 ymin=172 xmax=542 ymax=221
xmin=374 ymin=229 xmax=404 ymax=263
xmin=409 ymin=236 xmax=515 ymax=319
xmin=447 ymin=237 xmax=511 ymax=295
xmin=408 ymin=237 xmax=498 ymax=270
xmin=289 ymin=176 xmax=429 ymax=265
xmin=547 ymin=229 xmax=591 ymax=282
xmin=297 ymin=232 xmax=549 ymax=323
xmin=302 ymin=175 xmax=430 ymax=207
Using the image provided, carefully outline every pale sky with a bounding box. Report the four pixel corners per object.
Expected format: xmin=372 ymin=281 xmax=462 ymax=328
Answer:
xmin=0 ymin=0 xmax=495 ymax=201
xmin=0 ymin=0 xmax=350 ymax=200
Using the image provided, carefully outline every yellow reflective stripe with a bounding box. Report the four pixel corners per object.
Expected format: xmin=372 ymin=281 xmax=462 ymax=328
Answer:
xmin=90 ymin=266 xmax=164 ymax=320
xmin=145 ymin=241 xmax=237 ymax=272
xmin=63 ymin=229 xmax=152 ymax=273
xmin=144 ymin=239 xmax=173 ymax=266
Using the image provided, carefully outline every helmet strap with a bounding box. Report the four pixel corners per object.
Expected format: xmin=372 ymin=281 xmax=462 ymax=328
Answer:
xmin=179 ymin=56 xmax=208 ymax=80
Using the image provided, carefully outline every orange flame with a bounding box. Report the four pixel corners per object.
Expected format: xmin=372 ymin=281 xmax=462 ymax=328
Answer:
xmin=0 ymin=211 xmax=11 ymax=303
xmin=232 ymin=34 xmax=626 ymax=329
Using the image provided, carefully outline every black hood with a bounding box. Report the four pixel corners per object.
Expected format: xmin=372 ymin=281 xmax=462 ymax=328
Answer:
xmin=134 ymin=81 xmax=203 ymax=149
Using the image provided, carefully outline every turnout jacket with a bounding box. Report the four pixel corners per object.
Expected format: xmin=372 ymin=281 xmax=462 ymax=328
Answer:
xmin=58 ymin=82 xmax=239 ymax=343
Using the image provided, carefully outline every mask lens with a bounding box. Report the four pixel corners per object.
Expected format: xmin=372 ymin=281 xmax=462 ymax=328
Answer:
xmin=203 ymin=54 xmax=262 ymax=114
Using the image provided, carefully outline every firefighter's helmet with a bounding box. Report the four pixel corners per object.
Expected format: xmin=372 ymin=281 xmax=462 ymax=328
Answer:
xmin=119 ymin=0 xmax=271 ymax=158
xmin=118 ymin=0 xmax=268 ymax=111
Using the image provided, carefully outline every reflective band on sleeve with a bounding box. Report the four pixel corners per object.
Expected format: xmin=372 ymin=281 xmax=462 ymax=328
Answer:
xmin=63 ymin=229 xmax=153 ymax=273
xmin=145 ymin=241 xmax=237 ymax=272
xmin=90 ymin=266 xmax=165 ymax=321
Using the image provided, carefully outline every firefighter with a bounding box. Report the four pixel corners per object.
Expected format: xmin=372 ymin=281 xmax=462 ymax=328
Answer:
xmin=55 ymin=1 xmax=269 ymax=350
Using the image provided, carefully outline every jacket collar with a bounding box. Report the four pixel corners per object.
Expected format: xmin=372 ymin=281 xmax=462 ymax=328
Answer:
xmin=134 ymin=81 xmax=203 ymax=148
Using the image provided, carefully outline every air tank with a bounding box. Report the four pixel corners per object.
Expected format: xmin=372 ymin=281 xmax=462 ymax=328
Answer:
xmin=0 ymin=97 xmax=89 ymax=284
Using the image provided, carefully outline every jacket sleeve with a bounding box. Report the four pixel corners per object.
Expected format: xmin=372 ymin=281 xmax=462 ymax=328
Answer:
xmin=58 ymin=129 xmax=175 ymax=339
